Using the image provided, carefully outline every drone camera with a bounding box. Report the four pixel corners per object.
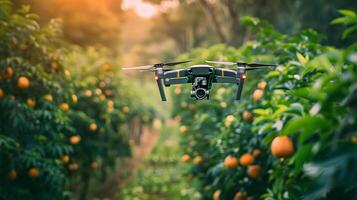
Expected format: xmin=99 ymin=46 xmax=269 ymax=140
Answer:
xmin=191 ymin=77 xmax=210 ymax=100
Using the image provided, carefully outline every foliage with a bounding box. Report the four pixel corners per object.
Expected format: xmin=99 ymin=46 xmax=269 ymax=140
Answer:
xmin=172 ymin=11 xmax=357 ymax=200
xmin=0 ymin=1 xmax=153 ymax=199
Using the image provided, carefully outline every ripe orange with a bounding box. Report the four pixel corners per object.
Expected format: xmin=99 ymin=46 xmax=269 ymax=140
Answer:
xmin=179 ymin=125 xmax=188 ymax=134
xmin=28 ymin=167 xmax=40 ymax=177
xmin=68 ymin=163 xmax=79 ymax=171
xmin=248 ymin=165 xmax=262 ymax=178
xmin=102 ymin=63 xmax=110 ymax=72
xmin=72 ymin=94 xmax=78 ymax=103
xmin=252 ymin=89 xmax=263 ymax=102
xmin=194 ymin=156 xmax=203 ymax=165
xmin=240 ymin=153 xmax=254 ymax=166
xmin=105 ymin=89 xmax=113 ymax=96
xmin=224 ymin=155 xmax=239 ymax=169
xmin=242 ymin=111 xmax=253 ymax=122
xmin=8 ymin=170 xmax=17 ymax=180
xmin=234 ymin=192 xmax=246 ymax=200
xmin=258 ymin=81 xmax=267 ymax=90
xmin=99 ymin=81 xmax=106 ymax=88
xmin=89 ymin=123 xmax=98 ymax=132
xmin=26 ymin=98 xmax=36 ymax=108
xmin=271 ymin=136 xmax=294 ymax=158
xmin=95 ymin=88 xmax=102 ymax=95
xmin=252 ymin=149 xmax=261 ymax=158
xmin=85 ymin=90 xmax=92 ymax=97
xmin=51 ymin=62 xmax=58 ymax=70
xmin=59 ymin=103 xmax=69 ymax=112
xmin=0 ymin=88 xmax=4 ymax=98
xmin=43 ymin=94 xmax=53 ymax=102
xmin=213 ymin=190 xmax=221 ymax=200
xmin=62 ymin=155 xmax=70 ymax=163
xmin=107 ymin=100 xmax=114 ymax=108
xmin=64 ymin=69 xmax=71 ymax=77
xmin=181 ymin=154 xmax=191 ymax=163
xmin=90 ymin=162 xmax=98 ymax=169
xmin=17 ymin=76 xmax=30 ymax=89
xmin=220 ymin=101 xmax=227 ymax=108
xmin=174 ymin=86 xmax=181 ymax=94
xmin=1 ymin=67 xmax=13 ymax=80
xmin=70 ymin=135 xmax=81 ymax=145
xmin=122 ymin=106 xmax=129 ymax=113
xmin=188 ymin=104 xmax=197 ymax=111
xmin=225 ymin=115 xmax=235 ymax=127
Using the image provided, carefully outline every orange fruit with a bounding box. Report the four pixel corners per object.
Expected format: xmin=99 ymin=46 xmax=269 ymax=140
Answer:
xmin=51 ymin=62 xmax=58 ymax=70
xmin=220 ymin=101 xmax=227 ymax=108
xmin=122 ymin=106 xmax=129 ymax=113
xmin=59 ymin=103 xmax=69 ymax=112
xmin=102 ymin=64 xmax=110 ymax=72
xmin=252 ymin=149 xmax=261 ymax=158
xmin=28 ymin=168 xmax=40 ymax=177
xmin=242 ymin=111 xmax=253 ymax=122
xmin=234 ymin=192 xmax=247 ymax=200
xmin=17 ymin=76 xmax=30 ymax=89
xmin=26 ymin=98 xmax=36 ymax=108
xmin=70 ymin=135 xmax=81 ymax=145
xmin=181 ymin=154 xmax=191 ymax=163
xmin=194 ymin=156 xmax=203 ymax=165
xmin=68 ymin=163 xmax=79 ymax=171
xmin=252 ymin=89 xmax=263 ymax=102
xmin=64 ymin=69 xmax=71 ymax=77
xmin=0 ymin=88 xmax=4 ymax=98
xmin=105 ymin=89 xmax=113 ymax=96
xmin=1 ymin=67 xmax=13 ymax=80
xmin=95 ymin=88 xmax=102 ymax=95
xmin=213 ymin=190 xmax=221 ymax=200
xmin=8 ymin=170 xmax=17 ymax=180
xmin=71 ymin=94 xmax=78 ymax=103
xmin=257 ymin=81 xmax=267 ymax=90
xmin=85 ymin=90 xmax=92 ymax=97
xmin=271 ymin=136 xmax=294 ymax=158
xmin=107 ymin=100 xmax=114 ymax=108
xmin=240 ymin=153 xmax=254 ymax=166
xmin=179 ymin=125 xmax=188 ymax=134
xmin=224 ymin=155 xmax=239 ymax=169
xmin=225 ymin=115 xmax=235 ymax=127
xmin=62 ymin=155 xmax=70 ymax=163
xmin=89 ymin=123 xmax=97 ymax=132
xmin=351 ymin=136 xmax=357 ymax=143
xmin=99 ymin=81 xmax=106 ymax=88
xmin=174 ymin=86 xmax=181 ymax=94
xmin=248 ymin=165 xmax=262 ymax=178
xmin=43 ymin=94 xmax=53 ymax=102
xmin=90 ymin=162 xmax=98 ymax=169
xmin=188 ymin=104 xmax=197 ymax=111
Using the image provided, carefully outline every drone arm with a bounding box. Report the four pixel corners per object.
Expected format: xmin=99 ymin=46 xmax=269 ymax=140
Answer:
xmin=156 ymin=77 xmax=167 ymax=101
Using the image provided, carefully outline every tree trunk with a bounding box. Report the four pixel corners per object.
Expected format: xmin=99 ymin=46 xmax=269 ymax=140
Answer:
xmin=198 ymin=0 xmax=227 ymax=43
xmin=79 ymin=172 xmax=91 ymax=200
xmin=224 ymin=0 xmax=241 ymax=45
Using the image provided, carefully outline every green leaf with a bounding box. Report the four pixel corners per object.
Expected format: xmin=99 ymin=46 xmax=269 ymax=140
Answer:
xmin=339 ymin=10 xmax=356 ymax=17
xmin=342 ymin=25 xmax=357 ymax=39
xmin=282 ymin=116 xmax=331 ymax=144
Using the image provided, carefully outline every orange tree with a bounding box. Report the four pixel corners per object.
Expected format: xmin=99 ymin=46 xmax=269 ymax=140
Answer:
xmin=0 ymin=1 xmax=153 ymax=199
xmin=172 ymin=13 xmax=357 ymax=200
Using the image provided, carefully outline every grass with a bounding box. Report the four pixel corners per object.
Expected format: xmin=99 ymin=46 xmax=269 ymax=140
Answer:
xmin=117 ymin=125 xmax=201 ymax=200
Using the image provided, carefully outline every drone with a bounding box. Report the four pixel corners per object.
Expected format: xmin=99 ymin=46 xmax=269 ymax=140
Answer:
xmin=122 ymin=60 xmax=276 ymax=101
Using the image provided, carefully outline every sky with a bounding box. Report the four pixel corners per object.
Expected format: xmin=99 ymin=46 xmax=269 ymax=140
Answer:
xmin=122 ymin=0 xmax=158 ymax=18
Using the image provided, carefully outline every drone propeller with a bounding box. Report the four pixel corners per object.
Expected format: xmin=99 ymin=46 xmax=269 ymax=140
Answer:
xmin=122 ymin=60 xmax=191 ymax=71
xmin=206 ymin=60 xmax=276 ymax=69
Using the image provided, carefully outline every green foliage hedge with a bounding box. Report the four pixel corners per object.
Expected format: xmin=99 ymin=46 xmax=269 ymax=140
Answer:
xmin=0 ymin=1 xmax=153 ymax=199
xmin=173 ymin=14 xmax=357 ymax=200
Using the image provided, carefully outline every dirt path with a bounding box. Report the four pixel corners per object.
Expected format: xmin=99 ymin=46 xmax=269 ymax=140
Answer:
xmin=94 ymin=126 xmax=160 ymax=199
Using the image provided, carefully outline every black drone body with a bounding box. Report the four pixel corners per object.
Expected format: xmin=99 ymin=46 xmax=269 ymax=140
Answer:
xmin=123 ymin=61 xmax=276 ymax=101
